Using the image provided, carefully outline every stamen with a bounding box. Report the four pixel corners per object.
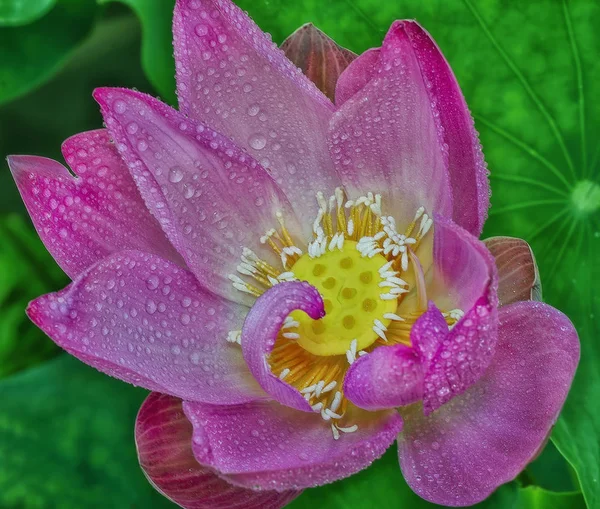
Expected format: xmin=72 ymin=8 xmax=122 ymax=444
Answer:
xmin=330 ymin=391 xmax=342 ymax=413
xmin=283 ymin=316 xmax=300 ymax=329
xmin=331 ymin=424 xmax=340 ymax=440
xmin=227 ymin=330 xmax=242 ymax=345
xmin=383 ymin=313 xmax=404 ymax=321
xmin=409 ymin=249 xmax=428 ymax=311
xmin=336 ymin=424 xmax=359 ymax=433
xmin=372 ymin=324 xmax=388 ymax=341
xmin=230 ymin=193 xmax=436 ymax=439
xmin=275 ymin=210 xmax=295 ymax=247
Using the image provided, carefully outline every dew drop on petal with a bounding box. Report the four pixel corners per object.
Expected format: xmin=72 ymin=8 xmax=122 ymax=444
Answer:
xmin=113 ymin=100 xmax=127 ymax=114
xmin=195 ymin=24 xmax=208 ymax=36
xmin=145 ymin=299 xmax=157 ymax=314
xmin=146 ymin=275 xmax=159 ymax=290
xmin=248 ymin=134 xmax=267 ymax=150
xmin=169 ymin=167 xmax=184 ymax=183
xmin=247 ymin=104 xmax=260 ymax=117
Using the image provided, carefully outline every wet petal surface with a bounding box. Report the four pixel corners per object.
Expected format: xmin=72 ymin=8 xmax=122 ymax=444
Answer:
xmin=398 ymin=301 xmax=579 ymax=506
xmin=28 ymin=250 xmax=264 ymax=404
xmin=9 ymin=130 xmax=182 ymax=279
xmin=183 ymin=399 xmax=403 ymax=491
xmin=136 ymin=392 xmax=300 ymax=508
xmin=173 ymin=0 xmax=340 ymax=230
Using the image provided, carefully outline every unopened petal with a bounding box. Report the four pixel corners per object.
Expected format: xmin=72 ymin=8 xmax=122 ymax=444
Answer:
xmin=484 ymin=236 xmax=542 ymax=306
xmin=281 ymin=23 xmax=356 ymax=101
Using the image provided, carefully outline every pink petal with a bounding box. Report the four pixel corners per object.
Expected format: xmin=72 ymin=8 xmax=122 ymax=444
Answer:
xmin=344 ymin=343 xmax=423 ymax=411
xmin=484 ymin=237 xmax=542 ymax=307
xmin=8 ymin=130 xmax=182 ymax=280
xmin=410 ymin=302 xmax=449 ymax=366
xmin=27 ymin=250 xmax=265 ymax=405
xmin=334 ymin=48 xmax=380 ymax=106
xmin=173 ymin=0 xmax=339 ymax=230
xmin=242 ymin=281 xmax=325 ymax=412
xmin=422 ymin=216 xmax=498 ymax=413
xmin=328 ymin=21 xmax=452 ymax=225
xmin=398 ymin=301 xmax=579 ymax=506
xmin=183 ymin=399 xmax=403 ymax=490
xmin=400 ymin=21 xmax=489 ymax=236
xmin=136 ymin=392 xmax=300 ymax=508
xmin=281 ymin=23 xmax=356 ymax=101
xmin=429 ymin=215 xmax=498 ymax=312
xmin=94 ymin=87 xmax=296 ymax=304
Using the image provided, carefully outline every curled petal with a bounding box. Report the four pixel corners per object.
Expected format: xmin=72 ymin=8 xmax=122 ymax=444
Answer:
xmin=344 ymin=343 xmax=423 ymax=411
xmin=484 ymin=236 xmax=542 ymax=306
xmin=398 ymin=301 xmax=579 ymax=506
xmin=334 ymin=48 xmax=380 ymax=106
xmin=183 ymin=399 xmax=403 ymax=491
xmin=328 ymin=21 xmax=452 ymax=226
xmin=8 ymin=130 xmax=182 ymax=280
xmin=281 ymin=23 xmax=356 ymax=101
xmin=28 ymin=250 xmax=265 ymax=405
xmin=423 ymin=294 xmax=496 ymax=414
xmin=410 ymin=302 xmax=448 ymax=366
xmin=429 ymin=215 xmax=498 ymax=312
xmin=173 ymin=0 xmax=339 ymax=230
xmin=136 ymin=392 xmax=300 ymax=508
xmin=242 ymin=281 xmax=325 ymax=412
xmin=422 ymin=216 xmax=498 ymax=413
xmin=94 ymin=87 xmax=296 ymax=304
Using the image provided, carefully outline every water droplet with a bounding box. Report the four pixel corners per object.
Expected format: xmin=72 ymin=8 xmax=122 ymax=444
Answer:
xmin=169 ymin=167 xmax=184 ymax=183
xmin=195 ymin=24 xmax=208 ymax=36
xmin=113 ymin=100 xmax=127 ymax=114
xmin=248 ymin=134 xmax=267 ymax=150
xmin=146 ymin=299 xmax=157 ymax=314
xmin=146 ymin=275 xmax=159 ymax=290
xmin=247 ymin=104 xmax=260 ymax=117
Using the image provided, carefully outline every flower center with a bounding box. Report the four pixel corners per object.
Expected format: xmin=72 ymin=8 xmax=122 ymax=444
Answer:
xmin=290 ymin=240 xmax=398 ymax=356
xmin=225 ymin=188 xmax=462 ymax=439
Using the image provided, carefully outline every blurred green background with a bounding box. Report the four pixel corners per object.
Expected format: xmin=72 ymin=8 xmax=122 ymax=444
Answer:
xmin=0 ymin=0 xmax=598 ymax=508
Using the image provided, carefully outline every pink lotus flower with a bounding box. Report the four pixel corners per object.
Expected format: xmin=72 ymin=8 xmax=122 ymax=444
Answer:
xmin=9 ymin=0 xmax=579 ymax=507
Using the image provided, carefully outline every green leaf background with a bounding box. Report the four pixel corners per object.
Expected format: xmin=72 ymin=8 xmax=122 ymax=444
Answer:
xmin=0 ymin=0 xmax=597 ymax=507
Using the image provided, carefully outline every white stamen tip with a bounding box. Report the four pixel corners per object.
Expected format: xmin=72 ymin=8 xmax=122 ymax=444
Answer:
xmin=373 ymin=325 xmax=388 ymax=341
xmin=383 ymin=313 xmax=404 ymax=321
xmin=331 ymin=424 xmax=340 ymax=440
xmin=226 ymin=330 xmax=242 ymax=345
